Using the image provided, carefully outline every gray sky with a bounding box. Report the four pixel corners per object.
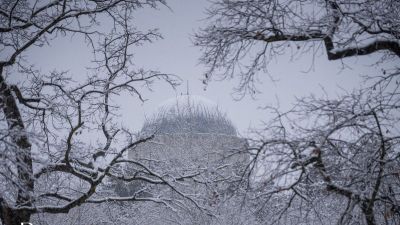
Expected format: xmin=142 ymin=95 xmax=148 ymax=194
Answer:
xmin=26 ymin=0 xmax=385 ymax=135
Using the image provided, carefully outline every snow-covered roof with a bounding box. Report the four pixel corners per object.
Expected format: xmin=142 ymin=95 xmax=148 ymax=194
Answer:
xmin=141 ymin=95 xmax=237 ymax=136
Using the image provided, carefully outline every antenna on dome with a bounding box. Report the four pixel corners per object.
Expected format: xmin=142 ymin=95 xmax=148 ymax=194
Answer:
xmin=186 ymin=80 xmax=190 ymax=95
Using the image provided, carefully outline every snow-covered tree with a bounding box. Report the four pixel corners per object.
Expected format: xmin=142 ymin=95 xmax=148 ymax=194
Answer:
xmin=243 ymin=90 xmax=400 ymax=225
xmin=27 ymin=95 xmax=254 ymax=225
xmin=123 ymin=95 xmax=251 ymax=225
xmin=195 ymin=0 xmax=400 ymax=95
xmin=195 ymin=1 xmax=400 ymax=225
xmin=0 ymin=1 xmax=212 ymax=225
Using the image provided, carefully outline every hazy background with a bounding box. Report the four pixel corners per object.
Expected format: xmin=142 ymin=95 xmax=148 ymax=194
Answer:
xmin=25 ymin=0 xmax=384 ymax=135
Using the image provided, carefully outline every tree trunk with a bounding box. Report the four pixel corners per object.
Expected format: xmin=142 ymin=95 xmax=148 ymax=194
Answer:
xmin=0 ymin=204 xmax=31 ymax=225
xmin=361 ymin=202 xmax=376 ymax=225
xmin=0 ymin=69 xmax=34 ymax=225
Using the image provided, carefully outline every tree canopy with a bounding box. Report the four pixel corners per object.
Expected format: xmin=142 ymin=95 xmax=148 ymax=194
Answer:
xmin=196 ymin=1 xmax=400 ymax=225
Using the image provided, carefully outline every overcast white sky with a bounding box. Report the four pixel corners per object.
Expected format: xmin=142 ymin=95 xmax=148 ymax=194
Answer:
xmin=26 ymin=0 xmax=387 ymax=135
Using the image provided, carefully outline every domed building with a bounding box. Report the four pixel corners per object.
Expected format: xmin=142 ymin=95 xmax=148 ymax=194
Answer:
xmin=124 ymin=95 xmax=249 ymax=224
xmin=31 ymin=95 xmax=253 ymax=225
xmin=140 ymin=95 xmax=237 ymax=136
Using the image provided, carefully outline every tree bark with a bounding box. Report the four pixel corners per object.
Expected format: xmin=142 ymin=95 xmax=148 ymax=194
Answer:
xmin=361 ymin=202 xmax=376 ymax=225
xmin=0 ymin=68 xmax=34 ymax=225
xmin=0 ymin=202 xmax=31 ymax=225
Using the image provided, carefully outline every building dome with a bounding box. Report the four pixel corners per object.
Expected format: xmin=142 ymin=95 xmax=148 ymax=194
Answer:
xmin=141 ymin=95 xmax=237 ymax=136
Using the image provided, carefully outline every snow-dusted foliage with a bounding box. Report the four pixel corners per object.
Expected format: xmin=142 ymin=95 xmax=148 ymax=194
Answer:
xmin=122 ymin=122 xmax=249 ymax=224
xmin=123 ymin=104 xmax=249 ymax=224
xmin=0 ymin=1 xmax=209 ymax=225
xmin=241 ymin=90 xmax=400 ymax=225
xmin=194 ymin=1 xmax=400 ymax=224
xmin=195 ymin=0 xmax=400 ymax=96
xmin=30 ymin=109 xmax=251 ymax=225
xmin=142 ymin=95 xmax=237 ymax=136
xmin=33 ymin=193 xmax=258 ymax=225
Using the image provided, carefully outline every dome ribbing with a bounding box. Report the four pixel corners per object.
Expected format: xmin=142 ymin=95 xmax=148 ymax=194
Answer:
xmin=141 ymin=95 xmax=237 ymax=135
